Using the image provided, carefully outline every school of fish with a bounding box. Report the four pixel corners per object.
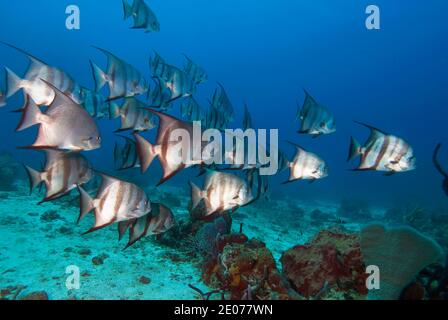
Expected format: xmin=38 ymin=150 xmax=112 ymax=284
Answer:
xmin=0 ymin=0 xmax=428 ymax=250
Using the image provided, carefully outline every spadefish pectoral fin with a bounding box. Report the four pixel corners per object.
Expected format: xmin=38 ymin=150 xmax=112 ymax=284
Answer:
xmin=23 ymin=164 xmax=43 ymax=195
xmin=133 ymin=133 xmax=159 ymax=173
xmin=15 ymin=95 xmax=43 ymax=132
xmin=90 ymin=60 xmax=108 ymax=92
xmin=4 ymin=67 xmax=23 ymax=98
xmin=347 ymin=136 xmax=362 ymax=162
xmin=124 ymin=214 xmax=152 ymax=250
xmin=77 ymin=185 xmax=95 ymax=224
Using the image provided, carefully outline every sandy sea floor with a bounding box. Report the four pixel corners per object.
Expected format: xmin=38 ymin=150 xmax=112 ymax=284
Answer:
xmin=0 ymin=182 xmax=385 ymax=300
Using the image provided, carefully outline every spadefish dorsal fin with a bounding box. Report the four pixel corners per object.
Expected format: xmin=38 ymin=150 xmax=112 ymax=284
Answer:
xmin=303 ymin=88 xmax=318 ymax=105
xmin=92 ymin=46 xmax=127 ymax=71
xmin=152 ymin=50 xmax=165 ymax=63
xmin=0 ymin=41 xmax=47 ymax=67
xmin=40 ymin=79 xmax=76 ymax=109
xmin=182 ymin=53 xmax=193 ymax=63
xmin=217 ymin=82 xmax=226 ymax=91
xmin=354 ymin=120 xmax=388 ymax=136
xmin=92 ymin=46 xmax=120 ymax=60
xmin=243 ymin=103 xmax=253 ymax=130
xmin=303 ymin=88 xmax=311 ymax=98
xmin=144 ymin=108 xmax=191 ymax=143
xmin=354 ymin=121 xmax=388 ymax=146
xmin=94 ymin=171 xmax=122 ymax=195
xmin=285 ymin=140 xmax=307 ymax=153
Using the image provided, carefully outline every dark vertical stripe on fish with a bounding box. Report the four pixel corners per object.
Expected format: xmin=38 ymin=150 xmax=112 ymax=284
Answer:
xmin=114 ymin=182 xmax=125 ymax=218
xmin=373 ymin=136 xmax=390 ymax=170
xmin=98 ymin=188 xmax=110 ymax=214
xmin=395 ymin=141 xmax=409 ymax=163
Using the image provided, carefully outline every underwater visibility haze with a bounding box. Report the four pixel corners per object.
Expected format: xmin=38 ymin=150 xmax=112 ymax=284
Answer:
xmin=0 ymin=0 xmax=448 ymax=301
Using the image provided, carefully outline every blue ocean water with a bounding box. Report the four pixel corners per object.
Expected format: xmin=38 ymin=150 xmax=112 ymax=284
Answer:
xmin=0 ymin=0 xmax=448 ymax=300
xmin=1 ymin=0 xmax=447 ymax=206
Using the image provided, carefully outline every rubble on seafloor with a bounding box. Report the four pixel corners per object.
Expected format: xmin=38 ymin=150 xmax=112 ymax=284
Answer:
xmin=1 ymin=184 xmax=447 ymax=300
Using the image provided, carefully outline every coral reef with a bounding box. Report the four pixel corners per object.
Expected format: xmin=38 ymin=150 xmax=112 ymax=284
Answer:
xmin=20 ymin=291 xmax=49 ymax=300
xmin=400 ymin=262 xmax=448 ymax=300
xmin=0 ymin=285 xmax=49 ymax=300
xmin=360 ymin=224 xmax=445 ymax=300
xmin=202 ymin=235 xmax=300 ymax=300
xmin=193 ymin=217 xmax=230 ymax=257
xmin=0 ymin=285 xmax=27 ymax=300
xmin=1 ymin=178 xmax=446 ymax=300
xmin=280 ymin=229 xmax=368 ymax=299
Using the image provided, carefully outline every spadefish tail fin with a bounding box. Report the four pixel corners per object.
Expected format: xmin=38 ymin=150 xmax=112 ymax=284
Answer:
xmin=5 ymin=67 xmax=23 ymax=98
xmin=90 ymin=60 xmax=108 ymax=92
xmin=347 ymin=136 xmax=362 ymax=162
xmin=23 ymin=165 xmax=42 ymax=195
